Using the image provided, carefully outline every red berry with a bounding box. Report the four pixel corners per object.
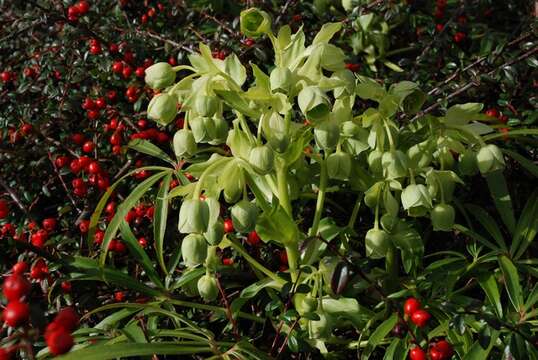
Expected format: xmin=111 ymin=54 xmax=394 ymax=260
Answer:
xmin=409 ymin=347 xmax=426 ymax=360
xmin=1 ymin=71 xmax=12 ymax=82
xmin=54 ymin=307 xmax=79 ymax=332
xmin=0 ymin=347 xmax=12 ymax=360
xmin=453 ymin=32 xmax=465 ymax=43
xmin=411 ymin=309 xmax=431 ymax=328
xmin=125 ymin=86 xmax=138 ymax=98
xmin=499 ymin=115 xmax=509 ymax=124
xmin=76 ymin=0 xmax=89 ymax=14
xmin=12 ymin=262 xmax=28 ymax=275
xmin=485 ymin=108 xmax=499 ymax=118
xmin=243 ymin=38 xmax=255 ymax=47
xmin=110 ymin=131 xmax=122 ymax=145
xmin=345 ymin=63 xmax=360 ymax=72
xmin=95 ymin=97 xmax=106 ymax=109
xmin=247 ymin=231 xmax=261 ymax=246
xmin=404 ymin=297 xmax=421 ymax=316
xmin=2 ymin=301 xmax=29 ymax=327
xmin=61 ymin=281 xmax=72 ymax=293
xmin=138 ymin=237 xmax=148 ymax=248
xmin=82 ymin=141 xmax=95 ymax=153
xmin=137 ymin=119 xmax=148 ymax=129
xmin=30 ymin=260 xmax=48 ymax=280
xmin=42 ymin=218 xmax=57 ymax=231
xmin=31 ymin=229 xmax=48 ymax=248
xmin=71 ymin=132 xmax=86 ymax=144
xmin=222 ymin=258 xmax=234 ymax=266
xmin=223 ymin=218 xmax=234 ymax=233
xmin=111 ymin=61 xmax=123 ymax=74
xmin=55 ymin=156 xmax=70 ymax=168
xmin=106 ymin=89 xmax=117 ymax=102
xmin=20 ymin=123 xmax=32 ymax=135
xmin=87 ymin=161 xmax=100 ymax=174
xmin=89 ymin=44 xmax=101 ymax=55
xmin=147 ymin=7 xmax=156 ymax=17
xmin=114 ymin=291 xmax=126 ymax=302
xmin=123 ymin=50 xmax=135 ymax=64
xmin=122 ymin=65 xmax=132 ymax=79
xmin=0 ymin=200 xmax=8 ymax=219
xmin=109 ymin=43 xmax=119 ymax=53
xmin=436 ymin=23 xmax=444 ymax=32
xmin=434 ymin=340 xmax=454 ymax=358
xmin=429 ymin=348 xmax=444 ymax=360
xmin=135 ymin=67 xmax=145 ymax=78
xmin=142 ymin=58 xmax=154 ymax=68
xmin=78 ymin=220 xmax=90 ymax=233
xmin=168 ymin=56 xmax=177 ymax=66
xmin=2 ymin=274 xmax=31 ymax=301
xmin=46 ymin=329 xmax=74 ymax=356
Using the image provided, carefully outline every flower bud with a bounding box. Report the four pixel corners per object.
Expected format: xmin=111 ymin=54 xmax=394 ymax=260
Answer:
xmin=270 ymin=67 xmax=292 ymax=93
xmin=326 ymin=151 xmax=351 ymax=180
xmin=144 ymin=62 xmax=176 ymax=90
xmin=365 ymin=228 xmax=390 ymax=259
xmin=262 ymin=112 xmax=290 ymax=153
xmin=197 ymin=274 xmax=219 ymax=302
xmin=431 ymin=203 xmax=455 ymax=232
xmin=240 ymin=8 xmax=272 ymax=38
xmin=147 ymin=93 xmax=177 ymax=125
xmin=204 ymin=219 xmax=224 ymax=246
xmin=178 ymin=198 xmax=209 ymax=234
xmin=368 ymin=149 xmax=383 ymax=175
xmin=173 ymin=129 xmax=197 ymax=158
xmin=382 ymin=150 xmax=409 ymax=179
xmin=401 ymin=184 xmax=432 ymax=217
xmin=298 ymin=86 xmax=330 ymax=121
xmin=477 ymin=144 xmax=505 ymax=175
xmin=436 ymin=147 xmax=455 ymax=170
xmin=181 ymin=233 xmax=208 ymax=267
xmin=248 ymin=145 xmax=275 ymax=175
xmin=208 ymin=117 xmax=229 ymax=145
xmin=194 ymin=95 xmax=219 ymax=117
xmin=231 ymin=200 xmax=258 ymax=233
xmin=314 ymin=121 xmax=340 ymax=150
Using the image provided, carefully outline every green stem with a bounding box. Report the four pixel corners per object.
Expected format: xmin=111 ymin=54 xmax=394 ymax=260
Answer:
xmin=385 ymin=46 xmax=417 ymax=57
xmin=384 ymin=247 xmax=399 ymax=292
xmin=228 ymin=238 xmax=283 ymax=284
xmin=309 ymin=156 xmax=328 ymax=237
xmin=347 ymin=194 xmax=362 ymax=229
xmin=285 ymin=244 xmax=300 ymax=283
xmin=277 ymin=162 xmax=292 ymax=216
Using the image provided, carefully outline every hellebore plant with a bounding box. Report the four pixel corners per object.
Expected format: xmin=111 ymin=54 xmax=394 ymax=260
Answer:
xmin=83 ymin=8 xmax=516 ymax=357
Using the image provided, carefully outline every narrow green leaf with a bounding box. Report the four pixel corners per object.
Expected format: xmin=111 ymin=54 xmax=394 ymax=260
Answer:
xmin=368 ymin=313 xmax=398 ymax=349
xmin=499 ymin=255 xmax=524 ymax=311
xmin=465 ymin=204 xmax=507 ymax=251
xmin=99 ymin=171 xmax=169 ymax=266
xmin=461 ymin=331 xmax=499 ymax=360
xmin=55 ymin=343 xmax=214 ymax=360
xmin=453 ymin=224 xmax=499 ymax=251
xmin=119 ymin=221 xmax=164 ymax=289
xmin=128 ymin=139 xmax=175 ymax=165
xmin=478 ymin=273 xmax=503 ymax=317
xmin=485 ymin=171 xmax=516 ymax=234
xmin=502 ymin=149 xmax=538 ymax=178
xmin=512 ymin=191 xmax=538 ymax=259
xmin=154 ymin=173 xmax=172 ymax=274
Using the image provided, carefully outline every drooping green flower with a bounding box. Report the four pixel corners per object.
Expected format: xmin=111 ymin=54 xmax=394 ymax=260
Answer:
xmin=477 ymin=144 xmax=505 ymax=175
xmin=240 ymin=8 xmax=272 ymax=38
xmin=144 ymin=62 xmax=176 ymax=90
xmin=147 ymin=93 xmax=177 ymax=125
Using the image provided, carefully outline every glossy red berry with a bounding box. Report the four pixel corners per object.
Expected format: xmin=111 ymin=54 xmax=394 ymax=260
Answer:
xmin=429 ymin=348 xmax=444 ymax=360
xmin=76 ymin=0 xmax=89 ymax=14
xmin=409 ymin=346 xmax=426 ymax=360
xmin=0 ymin=200 xmax=8 ymax=219
xmin=114 ymin=291 xmax=126 ymax=302
xmin=222 ymin=258 xmax=234 ymax=266
xmin=411 ymin=309 xmax=431 ymax=328
xmin=2 ymin=301 xmax=30 ymax=327
xmin=78 ymin=220 xmax=90 ymax=233
xmin=89 ymin=44 xmax=101 ymax=55
xmin=82 ymin=141 xmax=95 ymax=153
xmin=1 ymin=71 xmax=12 ymax=82
xmin=243 ymin=38 xmax=255 ymax=47
xmin=0 ymin=347 xmax=12 ymax=360
xmin=42 ymin=218 xmax=57 ymax=231
xmin=31 ymin=229 xmax=48 ymax=248
xmin=135 ymin=67 xmax=145 ymax=78
xmin=485 ymin=108 xmax=499 ymax=118
xmin=111 ymin=61 xmax=123 ymax=74
xmin=122 ymin=66 xmax=132 ymax=79
xmin=12 ymin=262 xmax=28 ymax=275
xmin=54 ymin=307 xmax=79 ymax=331
xmin=61 ymin=281 xmax=72 ymax=293
xmin=138 ymin=237 xmax=148 ymax=248
xmin=2 ymin=274 xmax=31 ymax=301
xmin=46 ymin=329 xmax=74 ymax=356
xmin=433 ymin=340 xmax=454 ymax=359
xmin=247 ymin=231 xmax=261 ymax=246
xmin=404 ymin=297 xmax=421 ymax=316
xmin=223 ymin=218 xmax=234 ymax=233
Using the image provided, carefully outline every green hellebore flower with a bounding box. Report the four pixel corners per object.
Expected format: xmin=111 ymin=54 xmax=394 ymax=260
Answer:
xmin=194 ymin=95 xmax=219 ymax=117
xmin=204 ymin=219 xmax=224 ymax=246
xmin=458 ymin=149 xmax=479 ymax=176
xmin=477 ymin=144 xmax=505 ymax=175
xmin=407 ymin=141 xmax=432 ymax=169
xmin=431 ymin=203 xmax=455 ymax=232
xmin=298 ymin=86 xmax=330 ymax=121
xmin=314 ymin=121 xmax=340 ymax=150
xmin=147 ymin=93 xmax=177 ymax=125
xmin=208 ymin=117 xmax=229 ymax=145
xmin=248 ymin=145 xmax=275 ymax=175
xmin=197 ymin=274 xmax=219 ymax=302
xmin=270 ymin=67 xmax=292 ymax=93
xmin=240 ymin=8 xmax=272 ymax=38
xmin=263 ymin=112 xmax=290 ymax=153
xmin=173 ymin=129 xmax=197 ymax=158
xmin=231 ymin=200 xmax=258 ymax=233
xmin=401 ymin=184 xmax=432 ymax=217
xmin=190 ymin=116 xmax=215 ymax=143
xmin=178 ymin=198 xmax=210 ymax=234
xmin=436 ymin=147 xmax=455 ymax=169
xmin=367 ymin=149 xmax=383 ymax=175
xmin=382 ymin=150 xmax=409 ymax=179
xmin=326 ymin=151 xmax=351 ymax=180
xmin=181 ymin=233 xmax=208 ymax=267
xmin=144 ymin=62 xmax=176 ymax=90
xmin=365 ymin=228 xmax=390 ymax=259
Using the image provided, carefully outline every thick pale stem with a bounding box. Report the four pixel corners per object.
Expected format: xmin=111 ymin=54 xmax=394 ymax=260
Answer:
xmin=228 ymin=238 xmax=283 ymax=284
xmin=285 ymin=244 xmax=300 ymax=283
xmin=277 ymin=163 xmax=292 ymax=216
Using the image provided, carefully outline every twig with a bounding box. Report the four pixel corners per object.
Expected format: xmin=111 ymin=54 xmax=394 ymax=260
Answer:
xmin=274 ymin=0 xmax=296 ymax=25
xmin=133 ymin=28 xmax=195 ymax=54
xmin=47 ymin=152 xmax=82 ymax=214
xmin=0 ymin=176 xmax=28 ymax=215
xmin=276 ymin=317 xmax=300 ymax=357
xmin=215 ymin=274 xmax=240 ymax=341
